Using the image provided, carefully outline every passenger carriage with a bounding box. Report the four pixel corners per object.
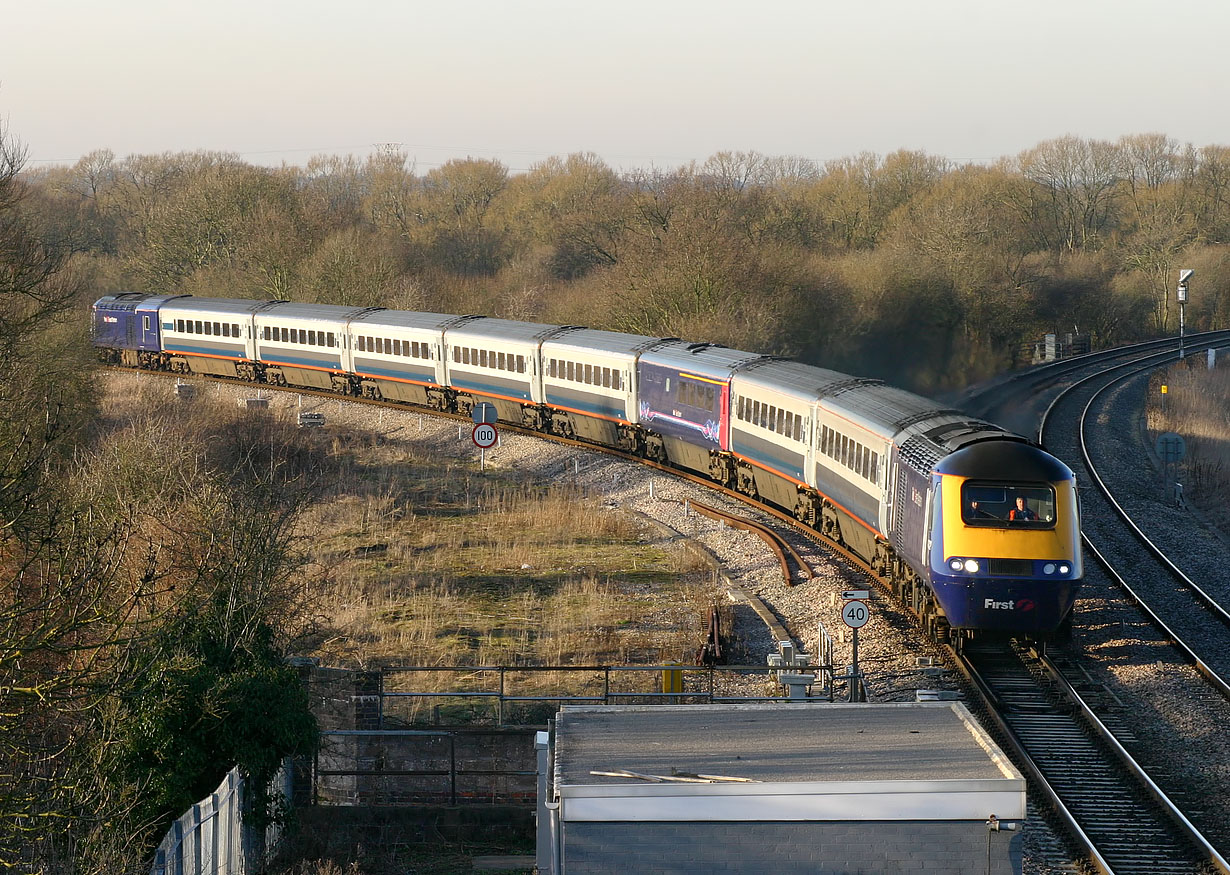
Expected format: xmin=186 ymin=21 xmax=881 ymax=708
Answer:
xmin=729 ymin=360 xmax=852 ymax=523
xmin=159 ymin=297 xmax=280 ymax=379
xmin=441 ymin=318 xmax=569 ymax=427
xmin=634 ymin=342 xmax=766 ymax=477
xmin=346 ymin=310 xmax=474 ymax=408
xmin=252 ymin=302 xmax=365 ymax=391
xmin=539 ymin=328 xmax=663 ymax=450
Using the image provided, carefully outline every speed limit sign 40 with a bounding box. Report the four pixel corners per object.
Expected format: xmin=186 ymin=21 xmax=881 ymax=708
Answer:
xmin=472 ymin=423 xmax=498 ymax=449
xmin=841 ymin=599 xmax=869 ymax=629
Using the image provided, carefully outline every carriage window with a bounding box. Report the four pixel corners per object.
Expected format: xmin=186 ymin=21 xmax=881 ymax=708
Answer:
xmin=204 ymin=322 xmax=212 ymax=336
xmin=233 ymin=323 xmax=240 ymax=337
xmin=194 ymin=321 xmax=202 ymax=334
xmin=358 ymin=336 xmax=366 ymax=352
xmin=869 ymin=452 xmax=879 ymax=482
xmin=567 ymin=361 xmax=575 ymax=381
xmin=962 ymin=483 xmax=1056 ymax=528
xmin=517 ymin=355 xmax=525 ymax=373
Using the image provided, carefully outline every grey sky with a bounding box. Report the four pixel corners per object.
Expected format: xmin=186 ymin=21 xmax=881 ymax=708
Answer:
xmin=5 ymin=0 xmax=1227 ymax=172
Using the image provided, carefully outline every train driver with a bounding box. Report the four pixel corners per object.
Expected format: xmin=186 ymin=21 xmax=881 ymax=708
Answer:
xmin=1008 ymin=496 xmax=1037 ymax=522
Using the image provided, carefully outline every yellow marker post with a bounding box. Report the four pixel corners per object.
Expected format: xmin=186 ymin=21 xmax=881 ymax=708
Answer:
xmin=662 ymin=662 xmax=684 ymax=696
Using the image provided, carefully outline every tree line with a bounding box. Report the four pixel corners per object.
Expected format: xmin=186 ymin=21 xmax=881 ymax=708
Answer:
xmin=24 ymin=132 xmax=1230 ymax=391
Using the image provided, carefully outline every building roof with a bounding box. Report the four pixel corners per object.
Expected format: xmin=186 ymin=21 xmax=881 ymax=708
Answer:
xmin=551 ymin=703 xmax=1024 ymax=822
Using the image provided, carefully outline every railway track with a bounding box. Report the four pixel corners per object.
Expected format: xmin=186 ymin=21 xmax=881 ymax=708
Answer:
xmin=681 ymin=498 xmax=814 ymax=587
xmin=956 ymin=641 xmax=1222 ymax=874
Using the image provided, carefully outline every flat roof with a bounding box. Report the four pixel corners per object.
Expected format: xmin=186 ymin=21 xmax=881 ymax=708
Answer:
xmin=551 ymin=703 xmax=1024 ymax=822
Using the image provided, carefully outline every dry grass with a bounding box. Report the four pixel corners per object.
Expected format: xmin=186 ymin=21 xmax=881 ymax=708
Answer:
xmin=1147 ymin=358 xmax=1230 ymax=532
xmin=299 ymin=472 xmax=713 ymax=668
xmin=92 ymin=374 xmax=719 ymax=717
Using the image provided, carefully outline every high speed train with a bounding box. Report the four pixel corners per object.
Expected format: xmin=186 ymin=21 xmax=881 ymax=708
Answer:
xmin=91 ymin=293 xmax=1082 ymax=640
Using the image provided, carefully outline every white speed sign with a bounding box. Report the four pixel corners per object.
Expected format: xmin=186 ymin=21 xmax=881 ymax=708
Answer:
xmin=841 ymin=599 xmax=869 ymax=629
xmin=472 ymin=423 xmax=498 ymax=449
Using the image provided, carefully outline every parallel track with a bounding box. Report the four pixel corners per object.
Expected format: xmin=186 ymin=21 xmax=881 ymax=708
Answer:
xmin=956 ymin=642 xmax=1223 ymax=874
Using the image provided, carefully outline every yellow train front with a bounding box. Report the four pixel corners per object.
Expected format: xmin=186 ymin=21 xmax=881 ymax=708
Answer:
xmin=926 ymin=441 xmax=1081 ymax=636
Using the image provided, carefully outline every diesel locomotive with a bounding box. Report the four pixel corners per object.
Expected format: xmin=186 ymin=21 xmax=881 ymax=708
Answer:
xmin=92 ymin=292 xmax=1082 ymax=640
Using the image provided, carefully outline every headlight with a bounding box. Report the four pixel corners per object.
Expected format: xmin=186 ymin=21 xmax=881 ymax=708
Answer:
xmin=1043 ymin=563 xmax=1056 ymax=575
xmin=963 ymin=559 xmax=980 ymax=573
xmin=949 ymin=559 xmax=964 ymax=571
xmin=1059 ymin=564 xmax=1070 ymax=574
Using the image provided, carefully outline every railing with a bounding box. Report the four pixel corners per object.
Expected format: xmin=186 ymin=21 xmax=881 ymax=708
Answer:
xmin=376 ymin=663 xmax=835 ymax=727
xmin=150 ymin=764 xmax=291 ymax=875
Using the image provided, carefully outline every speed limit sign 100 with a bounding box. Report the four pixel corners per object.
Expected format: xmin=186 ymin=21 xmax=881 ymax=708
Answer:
xmin=472 ymin=423 xmax=498 ymax=449
xmin=841 ymin=599 xmax=869 ymax=629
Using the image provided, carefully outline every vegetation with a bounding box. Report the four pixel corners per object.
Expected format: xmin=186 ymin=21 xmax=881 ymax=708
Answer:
xmin=22 ymin=134 xmax=1230 ymax=392
xmin=0 ymin=124 xmax=317 ymax=872
xmin=1147 ymin=357 xmax=1230 ymax=531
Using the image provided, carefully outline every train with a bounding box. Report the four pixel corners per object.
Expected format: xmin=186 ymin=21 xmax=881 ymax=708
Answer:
xmin=91 ymin=292 xmax=1082 ymax=640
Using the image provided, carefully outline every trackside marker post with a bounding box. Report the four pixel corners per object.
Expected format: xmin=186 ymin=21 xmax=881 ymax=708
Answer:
xmin=842 ymin=596 xmax=870 ymax=702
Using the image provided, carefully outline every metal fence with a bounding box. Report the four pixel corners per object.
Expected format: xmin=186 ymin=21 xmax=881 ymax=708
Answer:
xmin=150 ymin=763 xmax=292 ymax=875
xmin=377 ymin=662 xmax=837 ymax=727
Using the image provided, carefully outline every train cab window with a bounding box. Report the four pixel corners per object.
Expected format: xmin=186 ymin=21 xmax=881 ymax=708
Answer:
xmin=962 ymin=484 xmax=1056 ymax=528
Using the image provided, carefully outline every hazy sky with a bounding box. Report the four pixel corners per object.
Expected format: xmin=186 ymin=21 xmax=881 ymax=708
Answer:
xmin=5 ymin=0 xmax=1228 ymax=173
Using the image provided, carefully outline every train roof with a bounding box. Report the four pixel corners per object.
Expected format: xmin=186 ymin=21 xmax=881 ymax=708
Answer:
xmin=348 ymin=309 xmax=473 ymax=331
xmin=252 ymin=302 xmax=372 ymax=322
xmin=639 ymin=341 xmax=768 ymax=380
xmin=542 ymin=327 xmax=668 ymax=358
xmin=445 ymin=317 xmax=569 ymax=345
xmin=732 ymin=359 xmax=872 ymax=403
xmin=936 ymin=440 xmax=1073 ymax=481
xmin=93 ymin=293 xmax=186 ymax=311
xmin=159 ymin=296 xmax=282 ymax=316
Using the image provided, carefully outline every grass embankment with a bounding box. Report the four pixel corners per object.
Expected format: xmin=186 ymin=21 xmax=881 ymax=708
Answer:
xmin=1147 ymin=358 xmax=1230 ymax=533
xmin=99 ymin=374 xmax=715 ymax=717
xmin=298 ymin=430 xmax=711 ymax=652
